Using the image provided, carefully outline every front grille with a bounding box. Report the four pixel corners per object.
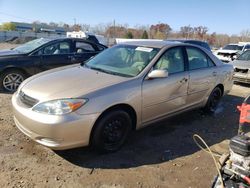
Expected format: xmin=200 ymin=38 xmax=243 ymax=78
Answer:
xmin=235 ymin=68 xmax=248 ymax=74
xmin=19 ymin=91 xmax=39 ymax=108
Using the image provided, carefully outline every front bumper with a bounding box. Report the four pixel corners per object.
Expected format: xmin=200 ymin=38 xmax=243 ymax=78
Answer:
xmin=12 ymin=92 xmax=100 ymax=150
xmin=233 ymin=72 xmax=250 ymax=84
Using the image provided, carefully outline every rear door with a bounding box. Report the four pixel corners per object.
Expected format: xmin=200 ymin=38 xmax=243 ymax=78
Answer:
xmin=185 ymin=46 xmax=217 ymax=106
xmin=36 ymin=40 xmax=73 ymax=73
xmin=142 ymin=47 xmax=189 ymax=123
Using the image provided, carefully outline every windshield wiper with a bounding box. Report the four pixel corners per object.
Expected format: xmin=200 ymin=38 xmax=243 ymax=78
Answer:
xmin=85 ymin=65 xmax=131 ymax=77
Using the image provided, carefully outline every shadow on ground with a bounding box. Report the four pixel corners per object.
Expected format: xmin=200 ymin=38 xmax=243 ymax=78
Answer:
xmin=56 ymin=94 xmax=243 ymax=169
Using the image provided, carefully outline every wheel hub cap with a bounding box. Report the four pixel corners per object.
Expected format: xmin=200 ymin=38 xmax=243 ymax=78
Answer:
xmin=3 ymin=73 xmax=24 ymax=92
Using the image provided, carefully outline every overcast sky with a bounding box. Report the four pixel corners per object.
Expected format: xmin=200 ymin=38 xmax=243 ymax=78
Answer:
xmin=0 ymin=0 xmax=249 ymax=35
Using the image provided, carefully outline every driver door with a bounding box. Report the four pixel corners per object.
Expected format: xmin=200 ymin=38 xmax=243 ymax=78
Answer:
xmin=35 ymin=41 xmax=73 ymax=73
xmin=142 ymin=47 xmax=189 ymax=124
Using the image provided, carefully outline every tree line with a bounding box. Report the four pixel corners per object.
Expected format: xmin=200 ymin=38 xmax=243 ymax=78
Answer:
xmin=1 ymin=21 xmax=250 ymax=47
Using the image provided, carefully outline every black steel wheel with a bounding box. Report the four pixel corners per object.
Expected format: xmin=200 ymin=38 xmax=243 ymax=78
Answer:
xmin=204 ymin=87 xmax=222 ymax=113
xmin=91 ymin=110 xmax=132 ymax=152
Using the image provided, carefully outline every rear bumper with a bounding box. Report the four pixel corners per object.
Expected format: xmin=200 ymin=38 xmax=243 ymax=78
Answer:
xmin=12 ymin=92 xmax=100 ymax=150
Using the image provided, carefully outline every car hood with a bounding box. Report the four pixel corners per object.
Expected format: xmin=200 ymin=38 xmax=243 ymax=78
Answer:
xmin=216 ymin=49 xmax=238 ymax=54
xmin=0 ymin=49 xmax=22 ymax=56
xmin=20 ymin=65 xmax=129 ymax=101
xmin=230 ymin=60 xmax=250 ymax=69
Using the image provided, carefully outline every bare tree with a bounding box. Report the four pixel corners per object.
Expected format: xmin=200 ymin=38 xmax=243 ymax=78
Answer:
xmin=180 ymin=25 xmax=194 ymax=39
xmin=194 ymin=26 xmax=208 ymax=40
xmin=240 ymin=29 xmax=250 ymax=41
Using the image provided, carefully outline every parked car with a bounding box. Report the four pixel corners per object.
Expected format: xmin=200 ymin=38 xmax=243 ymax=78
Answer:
xmin=0 ymin=38 xmax=107 ymax=92
xmin=214 ymin=42 xmax=250 ymax=63
xmin=166 ymin=39 xmax=211 ymax=51
xmin=230 ymin=50 xmax=250 ymax=83
xmin=12 ymin=41 xmax=234 ymax=152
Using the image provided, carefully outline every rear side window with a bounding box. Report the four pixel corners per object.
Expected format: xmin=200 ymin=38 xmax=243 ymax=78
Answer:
xmin=75 ymin=42 xmax=95 ymax=53
xmin=186 ymin=47 xmax=214 ymax=70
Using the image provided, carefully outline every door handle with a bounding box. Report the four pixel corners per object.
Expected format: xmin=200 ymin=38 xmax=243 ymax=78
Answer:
xmin=212 ymin=71 xmax=217 ymax=76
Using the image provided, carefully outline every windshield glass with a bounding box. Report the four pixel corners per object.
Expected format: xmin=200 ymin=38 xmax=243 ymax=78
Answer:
xmin=85 ymin=45 xmax=160 ymax=77
xmin=13 ymin=38 xmax=51 ymax=53
xmin=223 ymin=44 xmax=243 ymax=51
xmin=237 ymin=50 xmax=250 ymax=61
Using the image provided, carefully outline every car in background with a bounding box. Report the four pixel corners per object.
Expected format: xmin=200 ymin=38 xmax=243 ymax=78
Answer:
xmin=214 ymin=42 xmax=250 ymax=63
xmin=166 ymin=39 xmax=211 ymax=51
xmin=12 ymin=41 xmax=233 ymax=152
xmin=0 ymin=38 xmax=107 ymax=92
xmin=230 ymin=50 xmax=250 ymax=84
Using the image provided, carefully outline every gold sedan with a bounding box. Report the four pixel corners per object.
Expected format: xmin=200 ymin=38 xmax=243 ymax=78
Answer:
xmin=12 ymin=41 xmax=234 ymax=152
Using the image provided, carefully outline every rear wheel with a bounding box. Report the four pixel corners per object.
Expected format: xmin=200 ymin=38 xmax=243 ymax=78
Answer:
xmin=0 ymin=70 xmax=26 ymax=92
xmin=91 ymin=110 xmax=132 ymax=153
xmin=204 ymin=87 xmax=222 ymax=113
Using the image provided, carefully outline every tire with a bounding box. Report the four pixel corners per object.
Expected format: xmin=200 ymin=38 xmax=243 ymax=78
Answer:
xmin=0 ymin=70 xmax=26 ymax=92
xmin=204 ymin=87 xmax=222 ymax=113
xmin=91 ymin=110 xmax=132 ymax=153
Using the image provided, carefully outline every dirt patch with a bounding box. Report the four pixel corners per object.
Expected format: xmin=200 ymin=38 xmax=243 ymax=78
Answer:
xmin=0 ymin=83 xmax=250 ymax=188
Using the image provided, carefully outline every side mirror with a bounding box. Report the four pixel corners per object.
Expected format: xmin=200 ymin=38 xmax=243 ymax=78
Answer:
xmin=147 ymin=69 xmax=168 ymax=79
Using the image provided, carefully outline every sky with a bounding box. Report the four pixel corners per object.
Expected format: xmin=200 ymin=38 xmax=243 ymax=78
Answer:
xmin=0 ymin=0 xmax=249 ymax=35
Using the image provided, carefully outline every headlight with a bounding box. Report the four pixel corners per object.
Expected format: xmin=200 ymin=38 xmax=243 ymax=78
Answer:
xmin=32 ymin=99 xmax=88 ymax=115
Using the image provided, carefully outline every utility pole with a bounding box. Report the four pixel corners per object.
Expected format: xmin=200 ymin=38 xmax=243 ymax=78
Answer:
xmin=113 ymin=19 xmax=116 ymax=38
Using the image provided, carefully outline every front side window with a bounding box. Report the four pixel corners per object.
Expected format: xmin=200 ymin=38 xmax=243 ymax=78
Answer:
xmin=187 ymin=47 xmax=213 ymax=70
xmin=85 ymin=45 xmax=160 ymax=77
xmin=154 ymin=47 xmax=185 ymax=74
xmin=43 ymin=42 xmax=70 ymax=55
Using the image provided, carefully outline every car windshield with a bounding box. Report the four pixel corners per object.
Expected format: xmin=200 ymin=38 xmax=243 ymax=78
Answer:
xmin=13 ymin=38 xmax=51 ymax=53
xmin=85 ymin=45 xmax=160 ymax=77
xmin=223 ymin=44 xmax=243 ymax=51
xmin=237 ymin=50 xmax=250 ymax=61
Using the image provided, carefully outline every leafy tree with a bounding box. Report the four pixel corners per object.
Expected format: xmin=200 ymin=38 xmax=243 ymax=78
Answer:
xmin=1 ymin=22 xmax=16 ymax=31
xmin=125 ymin=31 xmax=133 ymax=39
xmin=141 ymin=30 xmax=148 ymax=39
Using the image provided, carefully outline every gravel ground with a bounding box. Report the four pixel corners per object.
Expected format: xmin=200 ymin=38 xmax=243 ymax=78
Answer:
xmin=0 ymin=42 xmax=250 ymax=188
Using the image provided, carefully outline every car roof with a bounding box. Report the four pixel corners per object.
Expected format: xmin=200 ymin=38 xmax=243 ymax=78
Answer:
xmin=120 ymin=40 xmax=180 ymax=48
xmin=43 ymin=37 xmax=107 ymax=47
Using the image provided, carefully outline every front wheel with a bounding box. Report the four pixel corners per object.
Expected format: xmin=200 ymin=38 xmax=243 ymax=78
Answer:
xmin=91 ymin=110 xmax=132 ymax=153
xmin=0 ymin=70 xmax=26 ymax=92
xmin=204 ymin=87 xmax=222 ymax=113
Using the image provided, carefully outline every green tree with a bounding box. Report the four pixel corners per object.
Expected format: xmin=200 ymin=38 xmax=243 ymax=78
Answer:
xmin=141 ymin=30 xmax=148 ymax=39
xmin=125 ymin=31 xmax=133 ymax=39
xmin=1 ymin=22 xmax=16 ymax=31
